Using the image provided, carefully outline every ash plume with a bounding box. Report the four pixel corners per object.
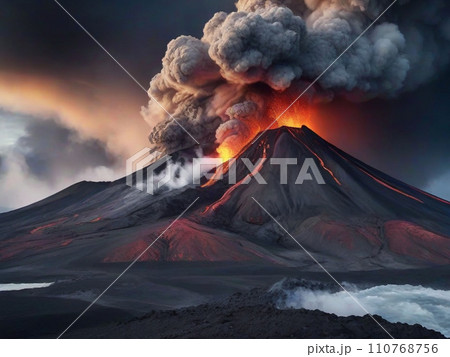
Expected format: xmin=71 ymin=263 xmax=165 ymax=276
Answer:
xmin=142 ymin=0 xmax=450 ymax=153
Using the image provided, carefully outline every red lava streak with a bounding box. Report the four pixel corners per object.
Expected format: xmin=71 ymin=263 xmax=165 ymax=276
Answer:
xmin=297 ymin=135 xmax=341 ymax=185
xmin=30 ymin=218 xmax=67 ymax=234
xmin=408 ymin=186 xmax=450 ymax=205
xmin=358 ymin=167 xmax=423 ymax=203
xmin=202 ymin=144 xmax=268 ymax=214
xmin=201 ymin=159 xmax=236 ymax=188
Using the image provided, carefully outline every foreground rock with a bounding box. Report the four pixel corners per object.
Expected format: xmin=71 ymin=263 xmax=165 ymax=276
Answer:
xmin=66 ymin=289 xmax=444 ymax=339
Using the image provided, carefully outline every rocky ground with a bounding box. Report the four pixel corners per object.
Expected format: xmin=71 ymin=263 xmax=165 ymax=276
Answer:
xmin=2 ymin=265 xmax=449 ymax=338
xmin=66 ymin=287 xmax=445 ymax=339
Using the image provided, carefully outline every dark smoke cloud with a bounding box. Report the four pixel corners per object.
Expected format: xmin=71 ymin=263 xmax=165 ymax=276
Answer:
xmin=15 ymin=119 xmax=117 ymax=184
xmin=143 ymin=0 xmax=450 ymax=152
xmin=0 ymin=0 xmax=238 ymax=209
xmin=0 ymin=119 xmax=121 ymax=209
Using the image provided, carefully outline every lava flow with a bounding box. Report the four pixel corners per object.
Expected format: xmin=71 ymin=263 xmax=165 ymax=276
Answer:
xmin=202 ymin=142 xmax=269 ymax=214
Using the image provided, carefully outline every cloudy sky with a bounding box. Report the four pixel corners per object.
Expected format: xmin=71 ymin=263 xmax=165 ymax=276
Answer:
xmin=0 ymin=0 xmax=449 ymax=211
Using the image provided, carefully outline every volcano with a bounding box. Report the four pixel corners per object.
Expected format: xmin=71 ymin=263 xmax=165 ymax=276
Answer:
xmin=1 ymin=125 xmax=450 ymax=338
xmin=0 ymin=126 xmax=449 ymax=272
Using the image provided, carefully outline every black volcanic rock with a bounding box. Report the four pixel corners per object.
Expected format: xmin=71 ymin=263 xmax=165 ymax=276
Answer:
xmin=197 ymin=126 xmax=450 ymax=269
xmin=65 ymin=288 xmax=445 ymax=339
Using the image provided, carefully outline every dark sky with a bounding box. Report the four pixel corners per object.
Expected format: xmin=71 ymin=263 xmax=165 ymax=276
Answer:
xmin=0 ymin=0 xmax=236 ymax=93
xmin=0 ymin=0 xmax=449 ymax=209
xmin=0 ymin=0 xmax=236 ymax=209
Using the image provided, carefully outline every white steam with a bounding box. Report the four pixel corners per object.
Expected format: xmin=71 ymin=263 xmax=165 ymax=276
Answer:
xmin=143 ymin=148 xmax=209 ymax=193
xmin=271 ymin=280 xmax=450 ymax=337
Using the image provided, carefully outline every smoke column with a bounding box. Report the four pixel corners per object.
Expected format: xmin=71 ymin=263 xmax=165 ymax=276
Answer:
xmin=142 ymin=0 xmax=450 ymax=154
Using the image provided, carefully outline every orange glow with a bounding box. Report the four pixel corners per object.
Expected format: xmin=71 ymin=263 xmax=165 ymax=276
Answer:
xmin=216 ymin=145 xmax=236 ymax=162
xmin=0 ymin=72 xmax=148 ymax=157
xmin=30 ymin=222 xmax=60 ymax=235
xmin=30 ymin=217 xmax=67 ymax=234
xmin=216 ymin=95 xmax=319 ymax=161
xmin=201 ymin=159 xmax=236 ymax=188
xmin=270 ymin=95 xmax=313 ymax=129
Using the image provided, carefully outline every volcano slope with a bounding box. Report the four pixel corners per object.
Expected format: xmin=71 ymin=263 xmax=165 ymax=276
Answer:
xmin=0 ymin=126 xmax=449 ymax=337
xmin=1 ymin=126 xmax=449 ymax=270
xmin=196 ymin=126 xmax=450 ymax=270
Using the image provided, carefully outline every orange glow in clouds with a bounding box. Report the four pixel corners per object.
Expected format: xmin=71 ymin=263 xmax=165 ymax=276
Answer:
xmin=216 ymin=95 xmax=319 ymax=161
xmin=0 ymin=72 xmax=149 ymax=157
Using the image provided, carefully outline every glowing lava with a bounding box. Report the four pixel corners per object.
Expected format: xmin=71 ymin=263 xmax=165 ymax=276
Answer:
xmin=216 ymin=145 xmax=236 ymax=162
xmin=270 ymin=95 xmax=314 ymax=129
xmin=203 ymin=142 xmax=269 ymax=214
xmin=216 ymin=96 xmax=317 ymax=161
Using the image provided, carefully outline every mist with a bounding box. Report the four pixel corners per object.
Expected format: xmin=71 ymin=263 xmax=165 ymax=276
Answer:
xmin=271 ymin=279 xmax=450 ymax=337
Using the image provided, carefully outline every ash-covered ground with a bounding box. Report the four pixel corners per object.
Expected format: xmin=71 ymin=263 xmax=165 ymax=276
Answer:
xmin=65 ymin=282 xmax=445 ymax=339
xmin=1 ymin=263 xmax=449 ymax=338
